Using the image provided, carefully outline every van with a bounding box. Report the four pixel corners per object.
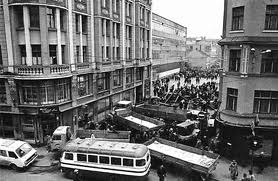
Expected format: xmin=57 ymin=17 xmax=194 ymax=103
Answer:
xmin=50 ymin=126 xmax=71 ymax=152
xmin=112 ymin=101 xmax=133 ymax=116
xmin=0 ymin=139 xmax=38 ymax=170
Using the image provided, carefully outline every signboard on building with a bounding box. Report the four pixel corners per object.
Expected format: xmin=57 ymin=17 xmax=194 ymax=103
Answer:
xmin=75 ymin=0 xmax=87 ymax=13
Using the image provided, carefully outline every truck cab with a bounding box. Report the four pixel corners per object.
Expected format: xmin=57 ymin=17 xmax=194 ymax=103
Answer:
xmin=50 ymin=126 xmax=72 ymax=152
xmin=112 ymin=101 xmax=133 ymax=116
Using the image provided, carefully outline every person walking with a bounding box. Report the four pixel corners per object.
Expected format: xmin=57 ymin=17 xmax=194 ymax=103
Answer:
xmin=241 ymin=173 xmax=249 ymax=181
xmin=229 ymin=160 xmax=238 ymax=180
xmin=249 ymin=170 xmax=256 ymax=181
xmin=157 ymin=164 xmax=167 ymax=181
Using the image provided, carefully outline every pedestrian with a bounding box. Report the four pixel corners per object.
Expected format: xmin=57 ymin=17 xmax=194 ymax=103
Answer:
xmin=241 ymin=173 xmax=250 ymax=181
xmin=157 ymin=164 xmax=167 ymax=181
xmin=249 ymin=170 xmax=256 ymax=181
xmin=229 ymin=160 xmax=238 ymax=180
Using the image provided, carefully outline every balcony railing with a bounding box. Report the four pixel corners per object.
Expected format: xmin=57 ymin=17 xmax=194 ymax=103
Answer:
xmin=15 ymin=65 xmax=44 ymax=75
xmin=50 ymin=64 xmax=70 ymax=74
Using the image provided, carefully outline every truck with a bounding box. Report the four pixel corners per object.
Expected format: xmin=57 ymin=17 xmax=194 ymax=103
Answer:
xmin=49 ymin=126 xmax=131 ymax=152
xmin=144 ymin=137 xmax=219 ymax=179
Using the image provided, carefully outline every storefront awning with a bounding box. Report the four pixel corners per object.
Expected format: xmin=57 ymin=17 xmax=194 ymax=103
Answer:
xmin=218 ymin=110 xmax=278 ymax=129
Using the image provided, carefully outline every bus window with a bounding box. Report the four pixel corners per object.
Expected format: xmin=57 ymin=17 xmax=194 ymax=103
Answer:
xmin=64 ymin=153 xmax=73 ymax=160
xmin=52 ymin=135 xmax=62 ymax=140
xmin=88 ymin=155 xmax=98 ymax=163
xmin=123 ymin=158 xmax=133 ymax=167
xmin=136 ymin=159 xmax=146 ymax=167
xmin=111 ymin=157 xmax=121 ymax=165
xmin=99 ymin=156 xmax=109 ymax=164
xmin=77 ymin=154 xmax=87 ymax=162
xmin=147 ymin=153 xmax=150 ymax=161
xmin=8 ymin=151 xmax=18 ymax=159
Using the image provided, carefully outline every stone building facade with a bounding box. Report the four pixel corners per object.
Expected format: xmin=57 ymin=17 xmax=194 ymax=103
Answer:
xmin=218 ymin=0 xmax=278 ymax=161
xmin=0 ymin=0 xmax=152 ymax=144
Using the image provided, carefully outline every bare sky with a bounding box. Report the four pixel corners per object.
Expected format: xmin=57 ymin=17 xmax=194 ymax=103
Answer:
xmin=152 ymin=0 xmax=224 ymax=39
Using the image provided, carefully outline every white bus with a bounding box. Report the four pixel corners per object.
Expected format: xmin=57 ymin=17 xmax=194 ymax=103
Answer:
xmin=60 ymin=138 xmax=151 ymax=180
xmin=0 ymin=139 xmax=38 ymax=170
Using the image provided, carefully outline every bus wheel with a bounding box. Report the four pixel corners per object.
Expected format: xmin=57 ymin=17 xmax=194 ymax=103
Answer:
xmin=10 ymin=164 xmax=19 ymax=171
xmin=65 ymin=169 xmax=74 ymax=179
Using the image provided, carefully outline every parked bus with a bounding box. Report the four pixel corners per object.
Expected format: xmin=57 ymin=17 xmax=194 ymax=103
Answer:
xmin=60 ymin=138 xmax=151 ymax=180
xmin=0 ymin=139 xmax=38 ymax=170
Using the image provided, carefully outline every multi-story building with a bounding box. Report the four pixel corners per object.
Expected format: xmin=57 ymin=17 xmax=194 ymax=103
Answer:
xmin=218 ymin=0 xmax=278 ymax=161
xmin=152 ymin=13 xmax=187 ymax=81
xmin=0 ymin=0 xmax=152 ymax=144
xmin=186 ymin=37 xmax=221 ymax=68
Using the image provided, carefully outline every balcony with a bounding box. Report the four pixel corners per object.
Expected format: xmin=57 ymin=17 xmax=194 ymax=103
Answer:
xmin=50 ymin=64 xmax=70 ymax=74
xmin=15 ymin=65 xmax=44 ymax=75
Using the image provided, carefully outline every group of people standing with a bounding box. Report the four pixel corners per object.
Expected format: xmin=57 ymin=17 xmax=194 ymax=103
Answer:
xmin=229 ymin=160 xmax=256 ymax=181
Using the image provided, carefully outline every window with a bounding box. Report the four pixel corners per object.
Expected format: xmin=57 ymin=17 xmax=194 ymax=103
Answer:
xmin=106 ymin=21 xmax=110 ymax=37
xmin=76 ymin=46 xmax=80 ymax=63
xmin=229 ymin=50 xmax=241 ymax=72
xmin=116 ymin=47 xmax=120 ymax=60
xmin=20 ymin=45 xmax=26 ymax=65
xmin=146 ymin=10 xmax=150 ymax=25
xmin=261 ymin=50 xmax=278 ymax=73
xmin=102 ymin=19 xmax=105 ymax=36
xmin=83 ymin=46 xmax=88 ymax=62
xmin=49 ymin=45 xmax=57 ymax=64
xmin=0 ymin=80 xmax=6 ymax=104
xmin=126 ymin=68 xmax=133 ymax=84
xmin=64 ymin=153 xmax=73 ymax=160
xmin=8 ymin=152 xmax=18 ymax=159
xmin=140 ymin=6 xmax=145 ymax=20
xmin=232 ymin=6 xmax=244 ymax=30
xmin=40 ymin=81 xmax=55 ymax=105
xmin=126 ymin=1 xmax=131 ymax=17
xmin=15 ymin=6 xmax=24 ymax=28
xmin=97 ymin=73 xmax=110 ymax=92
xmin=60 ymin=10 xmax=65 ymax=30
xmin=0 ymin=45 xmax=2 ymax=65
xmin=102 ymin=0 xmax=109 ymax=8
xmin=29 ymin=6 xmax=40 ymax=28
xmin=77 ymin=154 xmax=87 ymax=162
xmin=88 ymin=155 xmax=98 ymax=163
xmin=82 ymin=15 xmax=88 ymax=33
xmin=126 ymin=25 xmax=132 ymax=40
xmin=111 ymin=157 xmax=121 ymax=165
xmin=47 ymin=7 xmax=56 ymax=29
xmin=254 ymin=91 xmax=278 ymax=113
xmin=0 ymin=150 xmax=7 ymax=157
xmin=265 ymin=5 xmax=278 ymax=30
xmin=136 ymin=159 xmax=146 ymax=166
xmin=56 ymin=79 xmax=71 ymax=103
xmin=62 ymin=45 xmax=66 ymax=64
xmin=77 ymin=75 xmax=90 ymax=97
xmin=126 ymin=47 xmax=131 ymax=60
xmin=113 ymin=69 xmax=122 ymax=87
xmin=136 ymin=68 xmax=143 ymax=81
xmin=99 ymin=156 xmax=109 ymax=164
xmin=226 ymin=88 xmax=238 ymax=111
xmin=76 ymin=14 xmax=80 ymax=33
xmin=146 ymin=66 xmax=151 ymax=78
xmin=106 ymin=46 xmax=110 ymax=60
xmin=31 ymin=45 xmax=42 ymax=65
xmin=21 ymin=82 xmax=38 ymax=105
xmin=113 ymin=0 xmax=120 ymax=13
xmin=123 ymin=158 xmax=133 ymax=167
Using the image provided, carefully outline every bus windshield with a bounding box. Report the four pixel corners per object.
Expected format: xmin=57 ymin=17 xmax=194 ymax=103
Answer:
xmin=16 ymin=143 xmax=32 ymax=157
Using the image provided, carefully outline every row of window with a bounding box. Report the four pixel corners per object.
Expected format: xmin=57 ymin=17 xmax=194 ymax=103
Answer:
xmin=226 ymin=88 xmax=278 ymax=114
xmin=0 ymin=67 xmax=150 ymax=105
xmin=16 ymin=6 xmax=66 ymax=31
xmin=232 ymin=5 xmax=278 ymax=31
xmin=64 ymin=152 xmax=147 ymax=167
xmin=0 ymin=150 xmax=18 ymax=159
xmin=20 ymin=45 xmax=67 ymax=65
xmin=228 ymin=49 xmax=278 ymax=73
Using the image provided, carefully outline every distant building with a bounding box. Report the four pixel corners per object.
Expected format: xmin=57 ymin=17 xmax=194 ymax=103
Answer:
xmin=218 ymin=0 xmax=278 ymax=161
xmin=186 ymin=37 xmax=221 ymax=68
xmin=0 ymin=0 xmax=152 ymax=144
xmin=152 ymin=13 xmax=187 ymax=81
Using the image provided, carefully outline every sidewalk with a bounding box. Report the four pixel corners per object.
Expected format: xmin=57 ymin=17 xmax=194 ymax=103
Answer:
xmin=211 ymin=157 xmax=278 ymax=181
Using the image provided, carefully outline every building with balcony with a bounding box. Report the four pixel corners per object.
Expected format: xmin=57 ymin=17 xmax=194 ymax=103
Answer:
xmin=0 ymin=0 xmax=152 ymax=144
xmin=218 ymin=0 xmax=278 ymax=161
xmin=152 ymin=13 xmax=187 ymax=81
